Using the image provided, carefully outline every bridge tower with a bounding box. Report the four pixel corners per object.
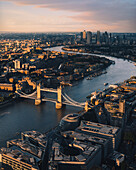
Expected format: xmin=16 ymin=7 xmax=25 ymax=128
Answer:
xmin=85 ymin=101 xmax=89 ymax=112
xmin=35 ymin=83 xmax=41 ymax=105
xmin=56 ymin=86 xmax=62 ymax=109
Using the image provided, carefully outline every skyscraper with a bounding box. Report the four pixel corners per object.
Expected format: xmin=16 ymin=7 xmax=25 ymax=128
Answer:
xmin=97 ymin=31 xmax=101 ymax=45
xmin=105 ymin=31 xmax=109 ymax=44
xmin=83 ymin=30 xmax=86 ymax=39
xmin=80 ymin=32 xmax=83 ymax=41
xmin=87 ymin=31 xmax=92 ymax=44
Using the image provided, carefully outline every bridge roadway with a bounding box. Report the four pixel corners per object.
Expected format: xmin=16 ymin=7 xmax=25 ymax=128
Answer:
xmin=40 ymin=88 xmax=57 ymax=93
xmin=31 ymin=97 xmax=85 ymax=108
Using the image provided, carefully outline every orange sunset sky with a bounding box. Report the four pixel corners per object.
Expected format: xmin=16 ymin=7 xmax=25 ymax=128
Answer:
xmin=0 ymin=0 xmax=136 ymax=32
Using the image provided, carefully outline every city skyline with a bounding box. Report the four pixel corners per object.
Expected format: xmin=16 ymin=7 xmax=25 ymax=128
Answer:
xmin=0 ymin=0 xmax=136 ymax=33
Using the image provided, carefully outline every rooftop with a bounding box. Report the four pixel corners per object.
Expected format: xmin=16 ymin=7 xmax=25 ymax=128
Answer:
xmin=22 ymin=131 xmax=47 ymax=147
xmin=7 ymin=139 xmax=44 ymax=158
xmin=0 ymin=147 xmax=39 ymax=169
xmin=51 ymin=139 xmax=100 ymax=164
xmin=108 ymin=151 xmax=125 ymax=165
xmin=62 ymin=131 xmax=108 ymax=145
xmin=76 ymin=121 xmax=119 ymax=136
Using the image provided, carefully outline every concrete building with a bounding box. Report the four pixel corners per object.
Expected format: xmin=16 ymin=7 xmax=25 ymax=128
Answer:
xmin=80 ymin=32 xmax=83 ymax=41
xmin=76 ymin=121 xmax=121 ymax=152
xmin=7 ymin=139 xmax=44 ymax=159
xmin=87 ymin=31 xmax=92 ymax=44
xmin=97 ymin=31 xmax=101 ymax=45
xmin=92 ymin=34 xmax=97 ymax=44
xmin=0 ymin=147 xmax=39 ymax=170
xmin=62 ymin=131 xmax=109 ymax=160
xmin=22 ymin=63 xmax=29 ymax=70
xmin=13 ymin=59 xmax=21 ymax=69
xmin=21 ymin=131 xmax=47 ymax=148
xmin=50 ymin=139 xmax=102 ymax=170
xmin=103 ymin=80 xmax=136 ymax=128
xmin=106 ymin=151 xmax=125 ymax=168
xmin=83 ymin=30 xmax=86 ymax=40
xmin=0 ymin=83 xmax=14 ymax=91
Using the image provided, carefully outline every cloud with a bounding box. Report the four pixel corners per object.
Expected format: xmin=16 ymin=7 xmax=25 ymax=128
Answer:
xmin=3 ymin=0 xmax=136 ymax=20
xmin=1 ymin=0 xmax=136 ymax=32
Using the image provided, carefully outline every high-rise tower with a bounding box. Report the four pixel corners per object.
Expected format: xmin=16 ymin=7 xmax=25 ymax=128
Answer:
xmin=83 ymin=30 xmax=86 ymax=39
xmin=87 ymin=31 xmax=92 ymax=44
xmin=97 ymin=31 xmax=101 ymax=45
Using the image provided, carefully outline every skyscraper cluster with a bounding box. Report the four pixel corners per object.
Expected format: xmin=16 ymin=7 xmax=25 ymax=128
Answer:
xmin=80 ymin=30 xmax=135 ymax=45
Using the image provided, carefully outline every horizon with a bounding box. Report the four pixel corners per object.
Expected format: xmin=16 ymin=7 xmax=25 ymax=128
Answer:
xmin=0 ymin=0 xmax=136 ymax=33
xmin=0 ymin=31 xmax=136 ymax=34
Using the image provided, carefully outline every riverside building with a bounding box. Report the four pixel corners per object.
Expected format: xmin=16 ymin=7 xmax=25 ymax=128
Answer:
xmin=76 ymin=121 xmax=121 ymax=152
xmin=21 ymin=131 xmax=47 ymax=148
xmin=62 ymin=131 xmax=109 ymax=160
xmin=49 ymin=139 xmax=102 ymax=170
xmin=7 ymin=139 xmax=44 ymax=159
xmin=0 ymin=147 xmax=39 ymax=170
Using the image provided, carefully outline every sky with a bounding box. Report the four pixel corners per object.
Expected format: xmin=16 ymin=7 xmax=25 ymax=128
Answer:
xmin=0 ymin=0 xmax=136 ymax=33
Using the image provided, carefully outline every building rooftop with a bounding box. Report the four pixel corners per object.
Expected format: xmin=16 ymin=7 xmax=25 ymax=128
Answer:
xmin=0 ymin=147 xmax=40 ymax=169
xmin=22 ymin=131 xmax=47 ymax=148
xmin=108 ymin=151 xmax=125 ymax=161
xmin=62 ymin=131 xmax=108 ymax=145
xmin=7 ymin=139 xmax=44 ymax=158
xmin=76 ymin=121 xmax=120 ymax=137
xmin=107 ymin=151 xmax=125 ymax=166
xmin=51 ymin=139 xmax=101 ymax=165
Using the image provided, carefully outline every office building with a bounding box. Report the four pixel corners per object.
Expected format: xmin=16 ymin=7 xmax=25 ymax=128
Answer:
xmin=76 ymin=121 xmax=121 ymax=152
xmin=106 ymin=151 xmax=125 ymax=168
xmin=0 ymin=147 xmax=39 ymax=170
xmin=83 ymin=30 xmax=86 ymax=39
xmin=87 ymin=31 xmax=92 ymax=44
xmin=49 ymin=137 xmax=102 ymax=169
xmin=7 ymin=139 xmax=44 ymax=159
xmin=22 ymin=63 xmax=29 ymax=70
xmin=21 ymin=131 xmax=47 ymax=148
xmin=97 ymin=31 xmax=101 ymax=45
xmin=92 ymin=34 xmax=97 ymax=44
xmin=62 ymin=131 xmax=109 ymax=160
xmin=80 ymin=32 xmax=83 ymax=41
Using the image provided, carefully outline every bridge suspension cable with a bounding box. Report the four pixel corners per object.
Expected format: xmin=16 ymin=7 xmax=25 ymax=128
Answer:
xmin=61 ymin=94 xmax=84 ymax=108
xmin=19 ymin=90 xmax=37 ymax=97
xmin=16 ymin=91 xmax=36 ymax=99
xmin=63 ymin=93 xmax=85 ymax=106
xmin=88 ymin=103 xmax=93 ymax=108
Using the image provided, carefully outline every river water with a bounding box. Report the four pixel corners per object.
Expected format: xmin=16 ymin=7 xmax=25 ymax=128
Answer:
xmin=0 ymin=46 xmax=135 ymax=147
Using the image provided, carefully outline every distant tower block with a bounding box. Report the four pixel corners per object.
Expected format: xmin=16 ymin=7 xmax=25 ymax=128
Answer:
xmin=87 ymin=31 xmax=92 ymax=44
xmin=56 ymin=86 xmax=62 ymax=109
xmin=35 ymin=83 xmax=41 ymax=105
xmin=83 ymin=30 xmax=86 ymax=39
xmin=97 ymin=30 xmax=101 ymax=45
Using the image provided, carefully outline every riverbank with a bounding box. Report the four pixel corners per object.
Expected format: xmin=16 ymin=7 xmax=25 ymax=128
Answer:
xmin=62 ymin=45 xmax=136 ymax=63
xmin=44 ymin=47 xmax=113 ymax=87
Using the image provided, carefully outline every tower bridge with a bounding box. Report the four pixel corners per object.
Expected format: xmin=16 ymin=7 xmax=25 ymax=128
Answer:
xmin=16 ymin=83 xmax=91 ymax=111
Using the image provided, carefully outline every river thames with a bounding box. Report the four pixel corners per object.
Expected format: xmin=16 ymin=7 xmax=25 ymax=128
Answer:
xmin=0 ymin=46 xmax=135 ymax=147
